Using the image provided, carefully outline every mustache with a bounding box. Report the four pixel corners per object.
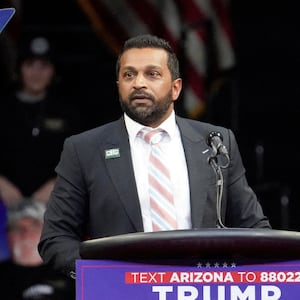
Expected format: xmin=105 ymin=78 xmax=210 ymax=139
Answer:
xmin=129 ymin=90 xmax=154 ymax=101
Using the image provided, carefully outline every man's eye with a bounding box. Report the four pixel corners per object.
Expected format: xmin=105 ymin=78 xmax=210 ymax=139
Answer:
xmin=149 ymin=71 xmax=160 ymax=77
xmin=124 ymin=71 xmax=135 ymax=78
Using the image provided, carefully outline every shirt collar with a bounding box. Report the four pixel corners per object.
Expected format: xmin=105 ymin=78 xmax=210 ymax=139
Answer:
xmin=124 ymin=111 xmax=177 ymax=141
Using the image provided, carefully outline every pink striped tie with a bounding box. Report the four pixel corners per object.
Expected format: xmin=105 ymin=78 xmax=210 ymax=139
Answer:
xmin=140 ymin=128 xmax=177 ymax=231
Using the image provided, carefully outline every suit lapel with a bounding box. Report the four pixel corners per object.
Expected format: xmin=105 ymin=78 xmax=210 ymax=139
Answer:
xmin=99 ymin=118 xmax=144 ymax=231
xmin=98 ymin=116 xmax=213 ymax=231
xmin=176 ymin=117 xmax=213 ymax=228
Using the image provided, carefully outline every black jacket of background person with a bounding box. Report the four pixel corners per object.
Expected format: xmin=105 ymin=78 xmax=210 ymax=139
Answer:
xmin=0 ymin=259 xmax=75 ymax=300
xmin=0 ymin=92 xmax=82 ymax=197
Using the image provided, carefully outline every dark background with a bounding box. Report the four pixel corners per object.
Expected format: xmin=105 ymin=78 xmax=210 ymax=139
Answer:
xmin=1 ymin=0 xmax=299 ymax=230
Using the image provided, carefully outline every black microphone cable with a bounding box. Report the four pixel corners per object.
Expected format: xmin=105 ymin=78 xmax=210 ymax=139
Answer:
xmin=209 ymin=157 xmax=227 ymax=228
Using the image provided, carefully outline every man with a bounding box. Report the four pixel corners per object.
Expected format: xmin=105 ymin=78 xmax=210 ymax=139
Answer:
xmin=39 ymin=34 xmax=270 ymax=279
xmin=0 ymin=199 xmax=75 ymax=299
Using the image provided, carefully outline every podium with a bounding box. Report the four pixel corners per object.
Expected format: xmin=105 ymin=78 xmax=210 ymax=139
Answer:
xmin=77 ymin=229 xmax=300 ymax=299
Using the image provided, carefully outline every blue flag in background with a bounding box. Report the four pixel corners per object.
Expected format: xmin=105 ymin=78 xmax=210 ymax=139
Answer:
xmin=0 ymin=7 xmax=15 ymax=260
xmin=0 ymin=199 xmax=10 ymax=261
xmin=0 ymin=7 xmax=15 ymax=33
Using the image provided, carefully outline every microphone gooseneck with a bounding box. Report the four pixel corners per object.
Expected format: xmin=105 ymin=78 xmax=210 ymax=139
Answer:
xmin=206 ymin=131 xmax=229 ymax=229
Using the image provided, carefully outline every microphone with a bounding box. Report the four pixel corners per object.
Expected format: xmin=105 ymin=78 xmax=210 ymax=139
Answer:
xmin=207 ymin=131 xmax=230 ymax=169
xmin=207 ymin=131 xmax=228 ymax=157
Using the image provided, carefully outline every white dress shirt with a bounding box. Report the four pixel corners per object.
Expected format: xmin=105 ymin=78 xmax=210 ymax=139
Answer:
xmin=124 ymin=111 xmax=191 ymax=232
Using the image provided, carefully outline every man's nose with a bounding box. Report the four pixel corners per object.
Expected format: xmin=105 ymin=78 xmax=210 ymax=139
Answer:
xmin=133 ymin=73 xmax=146 ymax=88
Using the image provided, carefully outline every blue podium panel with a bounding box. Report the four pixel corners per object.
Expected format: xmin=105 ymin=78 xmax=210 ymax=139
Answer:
xmin=76 ymin=259 xmax=300 ymax=300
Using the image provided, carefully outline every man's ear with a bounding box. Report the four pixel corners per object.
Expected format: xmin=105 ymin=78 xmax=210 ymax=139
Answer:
xmin=172 ymin=78 xmax=182 ymax=101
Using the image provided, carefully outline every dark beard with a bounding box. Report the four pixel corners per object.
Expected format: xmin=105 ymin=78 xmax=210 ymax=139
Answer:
xmin=119 ymin=90 xmax=173 ymax=126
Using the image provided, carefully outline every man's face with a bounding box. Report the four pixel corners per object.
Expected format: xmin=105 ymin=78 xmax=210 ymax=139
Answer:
xmin=21 ymin=58 xmax=54 ymax=95
xmin=8 ymin=217 xmax=43 ymax=266
xmin=117 ymin=48 xmax=182 ymax=127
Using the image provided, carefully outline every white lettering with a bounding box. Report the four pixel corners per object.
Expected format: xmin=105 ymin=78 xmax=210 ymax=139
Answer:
xmin=261 ymin=285 xmax=281 ymax=300
xmin=203 ymin=285 xmax=210 ymax=300
xmin=151 ymin=285 xmax=282 ymax=300
xmin=238 ymin=272 xmax=256 ymax=283
xmin=231 ymin=285 xmax=255 ymax=300
xmin=152 ymin=286 xmax=173 ymax=300
xmin=178 ymin=286 xmax=198 ymax=300
xmin=170 ymin=273 xmax=180 ymax=283
xmin=169 ymin=272 xmax=234 ymax=283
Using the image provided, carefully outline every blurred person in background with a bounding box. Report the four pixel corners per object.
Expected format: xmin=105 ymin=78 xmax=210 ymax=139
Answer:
xmin=0 ymin=199 xmax=75 ymax=299
xmin=0 ymin=35 xmax=83 ymax=207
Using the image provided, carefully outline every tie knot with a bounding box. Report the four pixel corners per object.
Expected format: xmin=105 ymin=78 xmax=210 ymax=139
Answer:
xmin=139 ymin=128 xmax=167 ymax=145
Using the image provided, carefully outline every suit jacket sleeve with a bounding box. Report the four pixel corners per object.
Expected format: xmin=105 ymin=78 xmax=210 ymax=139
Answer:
xmin=39 ymin=136 xmax=88 ymax=278
xmin=38 ymin=120 xmax=143 ymax=277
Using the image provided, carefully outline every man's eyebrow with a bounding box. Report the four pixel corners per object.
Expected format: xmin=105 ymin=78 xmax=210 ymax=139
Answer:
xmin=121 ymin=66 xmax=139 ymax=73
xmin=120 ymin=65 xmax=163 ymax=76
xmin=145 ymin=64 xmax=162 ymax=69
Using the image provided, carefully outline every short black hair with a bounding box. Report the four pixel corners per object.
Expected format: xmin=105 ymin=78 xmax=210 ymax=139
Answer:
xmin=116 ymin=34 xmax=180 ymax=80
xmin=18 ymin=36 xmax=55 ymax=65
